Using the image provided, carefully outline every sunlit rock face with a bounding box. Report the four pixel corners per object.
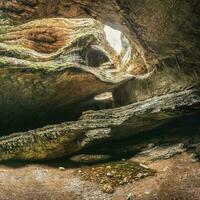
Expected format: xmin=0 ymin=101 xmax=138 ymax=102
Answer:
xmin=0 ymin=15 xmax=133 ymax=129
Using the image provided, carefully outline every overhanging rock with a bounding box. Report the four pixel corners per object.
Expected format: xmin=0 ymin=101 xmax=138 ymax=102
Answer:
xmin=0 ymin=89 xmax=199 ymax=161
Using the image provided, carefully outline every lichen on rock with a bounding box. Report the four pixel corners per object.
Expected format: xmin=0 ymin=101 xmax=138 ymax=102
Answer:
xmin=75 ymin=160 xmax=155 ymax=193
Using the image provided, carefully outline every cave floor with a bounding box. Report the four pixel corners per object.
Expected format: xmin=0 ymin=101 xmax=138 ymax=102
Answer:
xmin=0 ymin=152 xmax=199 ymax=200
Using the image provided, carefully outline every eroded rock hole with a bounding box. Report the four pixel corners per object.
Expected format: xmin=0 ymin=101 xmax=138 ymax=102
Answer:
xmin=0 ymin=20 xmax=133 ymax=137
xmin=85 ymin=45 xmax=110 ymax=67
xmin=104 ymin=25 xmax=132 ymax=65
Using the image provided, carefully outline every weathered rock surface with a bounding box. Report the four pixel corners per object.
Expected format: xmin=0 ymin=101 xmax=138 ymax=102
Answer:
xmin=0 ymin=0 xmax=199 ymax=108
xmin=0 ymin=2 xmax=199 ymax=199
xmin=0 ymin=0 xmax=199 ymax=162
xmin=130 ymin=143 xmax=186 ymax=164
xmin=0 ymin=16 xmax=133 ymax=128
xmin=0 ymin=89 xmax=199 ymax=161
xmin=2 ymin=0 xmax=199 ymax=73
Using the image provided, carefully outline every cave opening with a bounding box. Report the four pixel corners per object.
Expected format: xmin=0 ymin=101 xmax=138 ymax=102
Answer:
xmin=104 ymin=25 xmax=123 ymax=54
xmin=104 ymin=24 xmax=132 ymax=66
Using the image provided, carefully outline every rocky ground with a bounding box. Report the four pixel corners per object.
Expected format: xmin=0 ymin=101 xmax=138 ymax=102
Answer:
xmin=0 ymin=152 xmax=199 ymax=200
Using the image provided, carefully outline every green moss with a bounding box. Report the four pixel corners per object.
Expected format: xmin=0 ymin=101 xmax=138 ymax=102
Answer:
xmin=0 ymin=15 xmax=13 ymax=33
xmin=75 ymin=160 xmax=155 ymax=193
xmin=0 ymin=57 xmax=8 ymax=66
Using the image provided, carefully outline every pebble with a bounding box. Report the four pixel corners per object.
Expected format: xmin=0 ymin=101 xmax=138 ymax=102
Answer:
xmin=136 ymin=173 xmax=144 ymax=178
xmin=58 ymin=167 xmax=65 ymax=171
xmin=119 ymin=180 xmax=124 ymax=185
xmin=144 ymin=189 xmax=151 ymax=195
xmin=123 ymin=177 xmax=129 ymax=183
xmin=106 ymin=172 xmax=113 ymax=177
xmin=162 ymin=167 xmax=168 ymax=172
xmin=139 ymin=163 xmax=149 ymax=169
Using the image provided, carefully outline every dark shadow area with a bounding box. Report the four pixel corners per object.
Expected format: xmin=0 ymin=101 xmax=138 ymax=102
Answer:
xmin=0 ymin=94 xmax=114 ymax=136
xmin=0 ymin=157 xmax=82 ymax=169
xmin=0 ymin=112 xmax=199 ymax=169
xmin=81 ymin=112 xmax=200 ymax=158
